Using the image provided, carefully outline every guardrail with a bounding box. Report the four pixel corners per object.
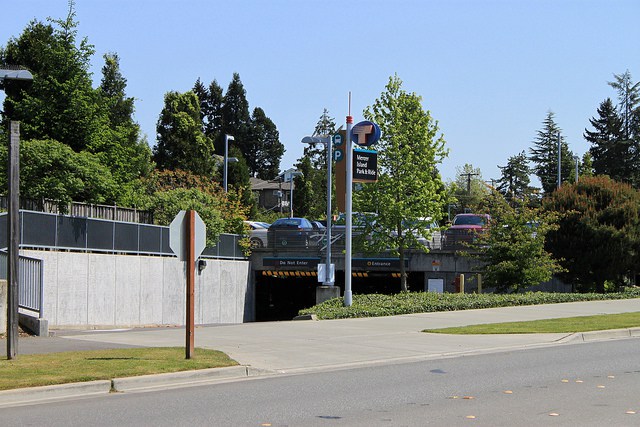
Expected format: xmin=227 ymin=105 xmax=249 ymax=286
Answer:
xmin=0 ymin=251 xmax=44 ymax=318
xmin=0 ymin=210 xmax=245 ymax=259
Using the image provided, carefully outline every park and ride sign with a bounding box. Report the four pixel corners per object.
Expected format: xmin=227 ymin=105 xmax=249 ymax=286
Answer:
xmin=353 ymin=148 xmax=377 ymax=182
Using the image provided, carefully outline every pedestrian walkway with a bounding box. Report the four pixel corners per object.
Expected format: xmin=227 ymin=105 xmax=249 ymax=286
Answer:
xmin=18 ymin=298 xmax=640 ymax=373
xmin=4 ymin=299 xmax=640 ymax=407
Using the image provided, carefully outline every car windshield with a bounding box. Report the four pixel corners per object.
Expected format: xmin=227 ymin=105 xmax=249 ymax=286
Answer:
xmin=453 ymin=215 xmax=487 ymax=226
xmin=272 ymin=218 xmax=306 ymax=227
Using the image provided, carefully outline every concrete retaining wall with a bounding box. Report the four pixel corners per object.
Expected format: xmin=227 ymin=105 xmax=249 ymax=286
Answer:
xmin=22 ymin=250 xmax=253 ymax=329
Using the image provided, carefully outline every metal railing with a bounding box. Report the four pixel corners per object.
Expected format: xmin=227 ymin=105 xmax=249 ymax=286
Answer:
xmin=0 ymin=210 xmax=246 ymax=259
xmin=0 ymin=196 xmax=153 ymax=224
xmin=0 ymin=251 xmax=44 ymax=318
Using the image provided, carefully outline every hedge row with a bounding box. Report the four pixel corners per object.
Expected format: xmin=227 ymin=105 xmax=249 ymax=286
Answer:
xmin=298 ymin=288 xmax=640 ymax=320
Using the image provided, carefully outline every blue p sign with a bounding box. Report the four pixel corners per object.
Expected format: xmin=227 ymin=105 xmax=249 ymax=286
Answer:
xmin=333 ymin=148 xmax=344 ymax=162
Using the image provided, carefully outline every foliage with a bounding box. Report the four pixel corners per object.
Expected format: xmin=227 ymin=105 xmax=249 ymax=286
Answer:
xmin=0 ymin=3 xmax=100 ymax=152
xmin=135 ymin=169 xmax=249 ymax=243
xmin=496 ymin=151 xmax=537 ymax=205
xmin=299 ymin=288 xmax=640 ymax=320
xmin=294 ymin=109 xmax=337 ymax=219
xmin=91 ymin=52 xmax=153 ymax=192
xmin=585 ymin=98 xmax=627 ymax=182
xmin=448 ymin=163 xmax=488 ymax=213
xmin=474 ymin=191 xmax=564 ymax=292
xmin=153 ymin=91 xmax=216 ymax=176
xmin=0 ymin=139 xmax=116 ymax=210
xmin=0 ymin=3 xmax=151 ymax=206
xmin=220 ymin=73 xmax=251 ymax=161
xmin=248 ymin=107 xmax=284 ymax=180
xmin=543 ymin=175 xmax=640 ymax=292
xmin=358 ymin=74 xmax=448 ymax=291
xmin=529 ymin=111 xmax=575 ymax=194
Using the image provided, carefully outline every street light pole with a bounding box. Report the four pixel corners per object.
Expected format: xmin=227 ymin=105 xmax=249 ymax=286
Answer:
xmin=224 ymin=134 xmax=234 ymax=192
xmin=301 ymin=135 xmax=333 ymax=286
xmin=1 ymin=67 xmax=33 ymax=360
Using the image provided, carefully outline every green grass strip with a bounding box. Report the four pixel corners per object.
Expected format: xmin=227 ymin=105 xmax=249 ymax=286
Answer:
xmin=0 ymin=347 xmax=237 ymax=391
xmin=423 ymin=312 xmax=640 ymax=334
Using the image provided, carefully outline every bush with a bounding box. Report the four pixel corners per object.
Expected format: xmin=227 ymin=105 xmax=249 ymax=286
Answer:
xmin=298 ymin=288 xmax=640 ymax=320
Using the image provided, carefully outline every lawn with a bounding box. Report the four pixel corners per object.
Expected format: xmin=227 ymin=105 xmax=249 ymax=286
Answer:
xmin=0 ymin=347 xmax=237 ymax=391
xmin=423 ymin=312 xmax=640 ymax=334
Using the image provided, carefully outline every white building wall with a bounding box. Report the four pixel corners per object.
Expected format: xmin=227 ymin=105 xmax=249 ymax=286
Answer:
xmin=22 ymin=250 xmax=253 ymax=329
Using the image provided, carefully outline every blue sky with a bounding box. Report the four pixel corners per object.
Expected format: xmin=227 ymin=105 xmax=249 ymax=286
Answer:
xmin=2 ymin=0 xmax=639 ymax=184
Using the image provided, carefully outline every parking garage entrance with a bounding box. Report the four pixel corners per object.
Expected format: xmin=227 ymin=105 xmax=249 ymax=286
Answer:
xmin=254 ymin=269 xmax=425 ymax=321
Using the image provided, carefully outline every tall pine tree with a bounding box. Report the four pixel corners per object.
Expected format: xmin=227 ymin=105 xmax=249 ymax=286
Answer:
xmin=585 ymin=98 xmax=626 ymax=181
xmin=496 ymin=151 xmax=534 ymax=205
xmin=529 ymin=111 xmax=574 ymax=193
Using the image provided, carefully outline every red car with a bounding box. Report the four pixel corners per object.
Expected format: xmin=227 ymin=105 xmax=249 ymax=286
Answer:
xmin=443 ymin=213 xmax=490 ymax=249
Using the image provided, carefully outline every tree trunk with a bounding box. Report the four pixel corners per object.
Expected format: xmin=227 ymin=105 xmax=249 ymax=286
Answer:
xmin=399 ymin=247 xmax=408 ymax=292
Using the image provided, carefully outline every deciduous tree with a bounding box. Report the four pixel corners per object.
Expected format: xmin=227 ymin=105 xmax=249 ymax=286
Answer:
xmin=475 ymin=191 xmax=563 ymax=292
xmin=357 ymin=74 xmax=448 ymax=292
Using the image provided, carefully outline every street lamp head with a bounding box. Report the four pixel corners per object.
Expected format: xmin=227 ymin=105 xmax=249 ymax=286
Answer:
xmin=225 ymin=134 xmax=235 ymax=142
xmin=301 ymin=135 xmax=330 ymax=145
xmin=0 ymin=69 xmax=34 ymax=82
xmin=228 ymin=157 xmax=239 ymax=163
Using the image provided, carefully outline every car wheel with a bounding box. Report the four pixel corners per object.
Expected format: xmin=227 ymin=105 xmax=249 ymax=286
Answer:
xmin=250 ymin=237 xmax=263 ymax=248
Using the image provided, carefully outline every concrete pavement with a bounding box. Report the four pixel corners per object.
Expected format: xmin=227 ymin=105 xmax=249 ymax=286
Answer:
xmin=3 ymin=299 xmax=640 ymax=406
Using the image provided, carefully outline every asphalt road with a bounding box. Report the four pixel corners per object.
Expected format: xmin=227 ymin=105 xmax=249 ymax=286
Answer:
xmin=2 ymin=338 xmax=640 ymax=426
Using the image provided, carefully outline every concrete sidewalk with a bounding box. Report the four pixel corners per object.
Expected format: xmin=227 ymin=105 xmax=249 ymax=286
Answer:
xmin=24 ymin=298 xmax=640 ymax=373
xmin=4 ymin=299 xmax=640 ymax=406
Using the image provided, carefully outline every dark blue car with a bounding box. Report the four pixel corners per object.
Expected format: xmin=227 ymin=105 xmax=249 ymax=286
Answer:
xmin=268 ymin=217 xmax=324 ymax=248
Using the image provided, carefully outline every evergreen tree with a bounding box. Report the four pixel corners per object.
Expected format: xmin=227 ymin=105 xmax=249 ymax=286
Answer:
xmin=529 ymin=111 xmax=574 ymax=193
xmin=496 ymin=151 xmax=534 ymax=205
xmin=92 ymin=52 xmax=152 ymax=190
xmin=295 ymin=109 xmax=337 ymax=219
xmin=544 ymin=176 xmax=640 ymax=292
xmin=193 ymin=78 xmax=224 ymax=141
xmin=607 ymin=71 xmax=640 ymax=186
xmin=248 ymin=107 xmax=284 ymax=180
xmin=585 ymin=98 xmax=627 ymax=181
xmin=608 ymin=70 xmax=640 ymax=140
xmin=153 ymin=90 xmax=216 ymax=176
xmin=220 ymin=72 xmax=251 ymax=159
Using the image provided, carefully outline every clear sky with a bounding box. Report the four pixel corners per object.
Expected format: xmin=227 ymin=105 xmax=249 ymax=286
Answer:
xmin=2 ymin=0 xmax=639 ymax=184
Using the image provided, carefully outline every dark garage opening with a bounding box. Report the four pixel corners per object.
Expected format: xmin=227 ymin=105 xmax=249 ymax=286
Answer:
xmin=255 ymin=270 xmax=425 ymax=321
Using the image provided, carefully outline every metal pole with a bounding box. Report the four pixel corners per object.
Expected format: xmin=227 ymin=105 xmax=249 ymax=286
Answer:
xmin=325 ymin=137 xmax=333 ymax=286
xmin=574 ymin=156 xmax=579 ymax=183
xmin=186 ymin=210 xmax=195 ymax=359
xmin=557 ymin=132 xmax=561 ymax=190
xmin=344 ymin=114 xmax=354 ymax=306
xmin=224 ymin=134 xmax=234 ymax=192
xmin=7 ymin=121 xmax=20 ymax=359
xmin=290 ymin=178 xmax=294 ymax=218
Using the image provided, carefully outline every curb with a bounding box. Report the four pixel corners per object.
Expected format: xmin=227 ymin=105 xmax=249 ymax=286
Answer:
xmin=111 ymin=365 xmax=272 ymax=392
xmin=0 ymin=366 xmax=271 ymax=407
xmin=556 ymin=327 xmax=640 ymax=344
xmin=0 ymin=380 xmax=111 ymax=408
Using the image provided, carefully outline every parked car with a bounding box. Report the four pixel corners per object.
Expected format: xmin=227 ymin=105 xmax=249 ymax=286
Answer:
xmin=267 ymin=217 xmax=324 ymax=248
xmin=244 ymin=221 xmax=270 ymax=248
xmin=385 ymin=218 xmax=442 ymax=250
xmin=442 ymin=213 xmax=490 ymax=248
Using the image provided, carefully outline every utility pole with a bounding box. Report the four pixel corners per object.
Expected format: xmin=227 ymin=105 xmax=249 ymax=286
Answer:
xmin=460 ymin=173 xmax=479 ymax=193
